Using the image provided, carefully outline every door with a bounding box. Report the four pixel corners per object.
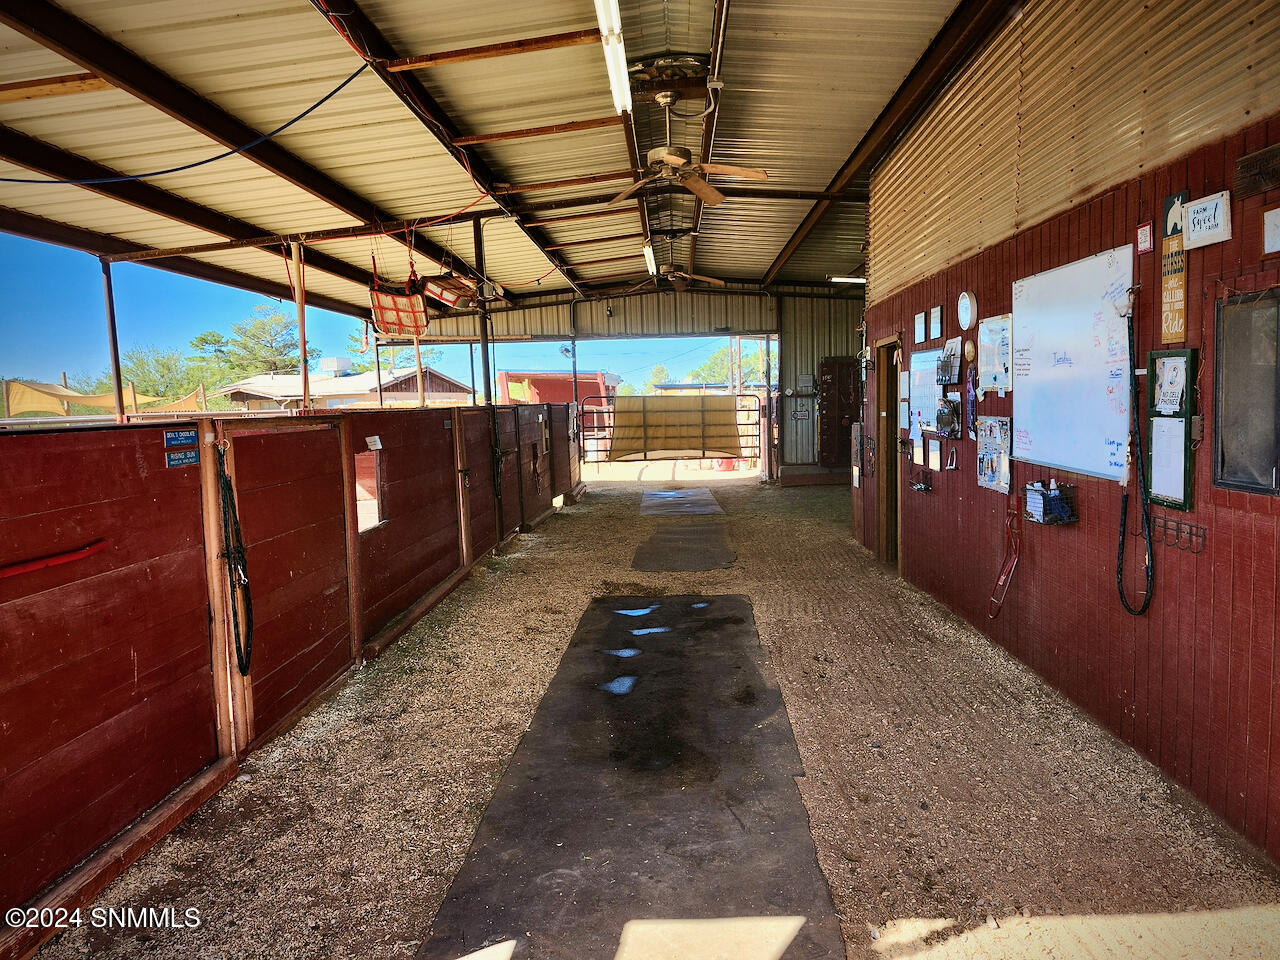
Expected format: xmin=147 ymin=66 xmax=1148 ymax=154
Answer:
xmin=875 ymin=342 xmax=899 ymax=566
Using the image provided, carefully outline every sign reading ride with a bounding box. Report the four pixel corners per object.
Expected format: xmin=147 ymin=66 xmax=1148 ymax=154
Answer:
xmin=1161 ymin=192 xmax=1188 ymax=344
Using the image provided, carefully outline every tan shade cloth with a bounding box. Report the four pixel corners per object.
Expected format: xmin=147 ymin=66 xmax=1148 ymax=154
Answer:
xmin=3 ymin=380 xmax=169 ymax=416
xmin=143 ymin=384 xmax=206 ymax=412
xmin=608 ymin=394 xmax=744 ymax=461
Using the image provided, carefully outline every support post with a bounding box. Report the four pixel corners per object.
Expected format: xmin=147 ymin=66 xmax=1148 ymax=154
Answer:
xmin=373 ymin=337 xmax=384 ymax=408
xmin=414 ymin=336 xmax=425 ymax=407
xmin=99 ymin=258 xmax=125 ymax=424
xmin=765 ymin=334 xmax=774 ymax=479
xmin=291 ymin=241 xmax=310 ymax=412
xmin=59 ymin=371 xmax=70 ymax=414
xmin=474 ymin=219 xmax=493 ymax=405
xmin=469 ymin=342 xmax=477 ymax=405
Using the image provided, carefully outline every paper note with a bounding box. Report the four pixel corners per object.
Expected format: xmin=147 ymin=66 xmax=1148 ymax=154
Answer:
xmin=1150 ymin=417 xmax=1185 ymax=503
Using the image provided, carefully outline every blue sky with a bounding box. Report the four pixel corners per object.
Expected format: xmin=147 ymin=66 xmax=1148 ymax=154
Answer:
xmin=0 ymin=234 xmax=733 ymax=390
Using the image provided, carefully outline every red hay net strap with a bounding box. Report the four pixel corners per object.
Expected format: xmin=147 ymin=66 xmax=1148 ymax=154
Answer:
xmin=369 ymin=288 xmax=431 ymax=338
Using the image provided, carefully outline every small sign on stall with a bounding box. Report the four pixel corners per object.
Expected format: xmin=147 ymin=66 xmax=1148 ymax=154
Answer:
xmin=1183 ymin=191 xmax=1232 ymax=250
xmin=162 ymin=427 xmax=198 ymax=448
xmin=164 ymin=448 xmax=199 ymax=469
xmin=1136 ymin=221 xmax=1153 ymax=255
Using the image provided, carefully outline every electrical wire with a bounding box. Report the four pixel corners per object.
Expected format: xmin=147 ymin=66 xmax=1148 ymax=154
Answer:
xmin=1117 ymin=287 xmax=1154 ymax=616
xmin=0 ymin=64 xmax=369 ymax=185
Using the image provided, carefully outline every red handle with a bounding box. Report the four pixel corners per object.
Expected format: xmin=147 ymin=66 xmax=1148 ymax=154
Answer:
xmin=0 ymin=539 xmax=108 ymax=580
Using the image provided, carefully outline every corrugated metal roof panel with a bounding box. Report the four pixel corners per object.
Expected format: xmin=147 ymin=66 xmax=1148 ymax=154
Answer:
xmin=695 ymin=197 xmax=813 ymax=278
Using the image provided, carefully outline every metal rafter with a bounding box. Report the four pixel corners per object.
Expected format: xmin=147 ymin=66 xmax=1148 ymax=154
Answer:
xmin=760 ymin=0 xmax=1020 ymax=285
xmin=384 ymin=29 xmax=601 ymax=71
xmin=0 ymin=206 xmax=366 ymax=318
xmin=0 ymin=124 xmax=375 ymax=290
xmin=307 ymin=0 xmax=592 ymax=298
xmin=0 ymin=0 xmax=495 ymax=296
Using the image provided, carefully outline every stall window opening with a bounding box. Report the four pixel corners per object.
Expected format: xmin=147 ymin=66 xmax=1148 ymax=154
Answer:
xmin=355 ymin=438 xmax=384 ymax=531
xmin=1215 ymin=291 xmax=1280 ymax=494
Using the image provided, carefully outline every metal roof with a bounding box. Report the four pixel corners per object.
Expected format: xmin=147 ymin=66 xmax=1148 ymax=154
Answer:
xmin=0 ymin=0 xmax=962 ymax=332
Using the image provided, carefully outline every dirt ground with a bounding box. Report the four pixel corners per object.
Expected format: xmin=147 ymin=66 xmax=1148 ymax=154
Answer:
xmin=37 ymin=477 xmax=1280 ymax=960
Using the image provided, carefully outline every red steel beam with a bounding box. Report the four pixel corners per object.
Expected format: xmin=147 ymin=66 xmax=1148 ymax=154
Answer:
xmin=0 ymin=0 xmax=489 ymax=292
xmin=384 ymin=29 xmax=600 ymax=71
xmin=0 ymin=206 xmax=368 ymax=318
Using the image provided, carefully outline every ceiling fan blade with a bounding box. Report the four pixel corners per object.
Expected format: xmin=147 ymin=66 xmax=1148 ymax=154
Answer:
xmin=663 ymin=152 xmax=690 ymax=168
xmin=671 ymin=276 xmax=690 ymax=293
xmin=684 ymin=272 xmax=726 ymax=287
xmin=680 ymin=174 xmax=726 ymax=206
xmin=698 ymin=163 xmax=768 ymax=181
xmin=624 ymin=276 xmax=656 ymax=295
xmin=608 ymin=173 xmax=659 ymax=205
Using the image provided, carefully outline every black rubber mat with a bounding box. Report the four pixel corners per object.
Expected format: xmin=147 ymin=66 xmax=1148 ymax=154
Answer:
xmin=632 ymin=521 xmax=735 ymax=571
xmin=638 ymin=487 xmax=724 ymax=515
xmin=418 ymin=596 xmax=844 ymax=960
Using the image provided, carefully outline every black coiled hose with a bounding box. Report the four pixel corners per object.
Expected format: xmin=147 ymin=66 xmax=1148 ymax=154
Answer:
xmin=1117 ymin=288 xmax=1154 ymax=616
xmin=214 ymin=443 xmax=254 ymax=674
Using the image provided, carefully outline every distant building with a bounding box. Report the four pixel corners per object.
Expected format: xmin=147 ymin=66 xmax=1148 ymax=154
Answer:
xmin=219 ymin=357 xmax=472 ymax=410
xmin=497 ymin=370 xmax=620 ymax=405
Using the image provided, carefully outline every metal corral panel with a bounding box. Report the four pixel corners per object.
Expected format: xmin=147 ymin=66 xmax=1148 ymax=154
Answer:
xmin=779 ymin=295 xmax=862 ymax=465
xmin=868 ymin=0 xmax=1280 ymax=303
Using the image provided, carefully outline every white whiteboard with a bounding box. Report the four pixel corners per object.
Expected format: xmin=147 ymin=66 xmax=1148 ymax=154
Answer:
xmin=1011 ymin=245 xmax=1133 ymax=480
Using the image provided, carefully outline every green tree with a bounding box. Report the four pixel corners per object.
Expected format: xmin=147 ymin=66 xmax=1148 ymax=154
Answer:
xmin=644 ymin=363 xmax=670 ymax=390
xmin=616 ymin=383 xmax=638 ymax=396
xmin=344 ymin=333 xmax=440 ymax=373
xmin=190 ymin=305 xmax=315 ymax=376
xmin=686 ymin=346 xmax=778 ymax=386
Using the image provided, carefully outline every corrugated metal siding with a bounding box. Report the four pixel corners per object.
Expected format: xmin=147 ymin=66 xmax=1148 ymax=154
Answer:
xmin=868 ymin=0 xmax=1280 ymax=303
xmin=779 ymin=295 xmax=862 ymax=464
xmin=856 ymin=112 xmax=1280 ymax=861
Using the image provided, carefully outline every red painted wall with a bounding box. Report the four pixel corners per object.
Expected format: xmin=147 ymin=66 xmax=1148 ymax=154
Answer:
xmin=461 ymin=408 xmax=499 ymax=557
xmin=855 ymin=114 xmax=1280 ymax=858
xmin=231 ymin=424 xmax=352 ymax=745
xmin=0 ymin=426 xmax=218 ymax=909
xmin=497 ymin=371 xmax=611 ymax=405
xmin=351 ymin=410 xmax=461 ymax=640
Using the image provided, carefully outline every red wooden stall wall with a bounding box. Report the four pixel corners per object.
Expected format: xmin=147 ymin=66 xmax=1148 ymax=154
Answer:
xmin=229 ymin=423 xmax=353 ymax=746
xmin=0 ymin=427 xmax=218 ymax=909
xmin=461 ymin=408 xmax=500 ymax=557
xmin=550 ymin=404 xmax=572 ymax=499
xmin=494 ymin=407 xmax=523 ymax=538
xmin=854 ymin=114 xmax=1280 ymax=859
xmin=517 ymin=404 xmax=554 ymax=528
xmin=352 ymin=410 xmax=461 ymax=640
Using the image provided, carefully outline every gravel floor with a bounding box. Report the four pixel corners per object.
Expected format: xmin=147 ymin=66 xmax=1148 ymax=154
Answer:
xmin=37 ymin=478 xmax=1280 ymax=960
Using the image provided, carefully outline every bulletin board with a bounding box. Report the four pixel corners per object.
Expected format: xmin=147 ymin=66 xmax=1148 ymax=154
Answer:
xmin=1146 ymin=348 xmax=1196 ymax=509
xmin=908 ymin=348 xmax=944 ymax=437
xmin=1011 ymin=244 xmax=1134 ymax=481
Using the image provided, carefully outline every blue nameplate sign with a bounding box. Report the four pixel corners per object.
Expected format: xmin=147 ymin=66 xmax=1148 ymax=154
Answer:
xmin=163 ymin=428 xmax=199 ymax=448
xmin=165 ymin=448 xmax=200 ymax=468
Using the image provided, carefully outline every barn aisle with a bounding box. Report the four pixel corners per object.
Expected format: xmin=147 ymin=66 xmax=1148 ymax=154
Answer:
xmin=36 ymin=479 xmax=1280 ymax=960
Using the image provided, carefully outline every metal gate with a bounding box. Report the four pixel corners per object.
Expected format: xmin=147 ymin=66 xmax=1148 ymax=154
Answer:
xmin=577 ymin=394 xmax=762 ymax=463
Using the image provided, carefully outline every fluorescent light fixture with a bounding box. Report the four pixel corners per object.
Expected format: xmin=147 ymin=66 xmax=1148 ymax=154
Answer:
xmin=593 ymin=0 xmax=632 ymax=114
xmin=643 ymin=242 xmax=657 ymax=275
xmin=828 ymin=276 xmax=867 ymax=284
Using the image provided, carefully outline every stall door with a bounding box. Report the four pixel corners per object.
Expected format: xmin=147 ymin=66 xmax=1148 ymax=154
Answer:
xmin=220 ymin=422 xmax=353 ymax=748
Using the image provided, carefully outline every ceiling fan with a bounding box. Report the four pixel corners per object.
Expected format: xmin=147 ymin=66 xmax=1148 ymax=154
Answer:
xmin=609 ymin=91 xmax=767 ymax=207
xmin=627 ymin=263 xmax=726 ymax=294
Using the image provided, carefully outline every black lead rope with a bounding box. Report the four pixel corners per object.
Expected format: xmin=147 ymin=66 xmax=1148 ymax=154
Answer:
xmin=1117 ymin=288 xmax=1154 ymax=616
xmin=214 ymin=443 xmax=254 ymax=675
